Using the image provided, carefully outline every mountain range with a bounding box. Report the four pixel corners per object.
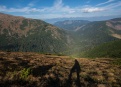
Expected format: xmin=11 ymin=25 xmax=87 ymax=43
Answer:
xmin=0 ymin=13 xmax=121 ymax=57
xmin=54 ymin=20 xmax=90 ymax=31
xmin=53 ymin=18 xmax=121 ymax=56
xmin=44 ymin=15 xmax=121 ymax=24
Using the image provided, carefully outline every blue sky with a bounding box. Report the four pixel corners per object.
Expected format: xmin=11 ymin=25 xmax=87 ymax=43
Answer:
xmin=0 ymin=0 xmax=121 ymax=19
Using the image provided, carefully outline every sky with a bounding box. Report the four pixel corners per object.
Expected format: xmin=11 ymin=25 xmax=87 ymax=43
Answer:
xmin=0 ymin=0 xmax=121 ymax=19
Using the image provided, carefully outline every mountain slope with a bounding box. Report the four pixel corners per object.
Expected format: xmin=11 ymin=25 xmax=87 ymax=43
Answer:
xmin=0 ymin=51 xmax=121 ymax=87
xmin=76 ymin=21 xmax=117 ymax=44
xmin=54 ymin=20 xmax=90 ymax=31
xmin=80 ymin=40 xmax=121 ymax=58
xmin=64 ymin=18 xmax=121 ymax=55
xmin=0 ymin=13 xmax=73 ymax=53
xmin=106 ymin=18 xmax=121 ymax=39
xmin=52 ymin=18 xmax=121 ymax=55
xmin=76 ymin=18 xmax=121 ymax=40
xmin=76 ymin=19 xmax=121 ymax=47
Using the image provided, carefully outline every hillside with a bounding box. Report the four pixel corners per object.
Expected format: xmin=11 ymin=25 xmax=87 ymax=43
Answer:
xmin=76 ymin=21 xmax=118 ymax=44
xmin=0 ymin=51 xmax=121 ymax=87
xmin=0 ymin=13 xmax=73 ymax=53
xmin=70 ymin=19 xmax=121 ymax=56
xmin=80 ymin=40 xmax=121 ymax=58
xmin=52 ymin=18 xmax=121 ymax=56
xmin=75 ymin=18 xmax=121 ymax=42
xmin=54 ymin=20 xmax=90 ymax=31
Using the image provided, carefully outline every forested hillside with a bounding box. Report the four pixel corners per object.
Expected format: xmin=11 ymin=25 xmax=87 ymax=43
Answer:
xmin=56 ymin=18 xmax=121 ymax=56
xmin=80 ymin=40 xmax=121 ymax=58
xmin=0 ymin=13 xmax=73 ymax=53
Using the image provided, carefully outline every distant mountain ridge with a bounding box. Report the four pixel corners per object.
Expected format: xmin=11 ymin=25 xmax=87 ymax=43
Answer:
xmin=54 ymin=20 xmax=90 ymax=31
xmin=44 ymin=15 xmax=121 ymax=24
xmin=0 ymin=13 xmax=73 ymax=53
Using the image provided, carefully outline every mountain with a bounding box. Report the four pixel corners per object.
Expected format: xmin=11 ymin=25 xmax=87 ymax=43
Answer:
xmin=1 ymin=13 xmax=121 ymax=56
xmin=76 ymin=18 xmax=121 ymax=42
xmin=78 ymin=18 xmax=121 ymax=58
xmin=67 ymin=18 xmax=121 ymax=56
xmin=80 ymin=40 xmax=121 ymax=58
xmin=54 ymin=20 xmax=90 ymax=31
xmin=0 ymin=13 xmax=73 ymax=53
xmin=48 ymin=17 xmax=121 ymax=56
xmin=44 ymin=15 xmax=121 ymax=24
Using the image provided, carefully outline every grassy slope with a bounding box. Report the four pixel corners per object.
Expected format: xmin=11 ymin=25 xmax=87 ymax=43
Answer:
xmin=0 ymin=51 xmax=121 ymax=87
xmin=80 ymin=40 xmax=121 ymax=58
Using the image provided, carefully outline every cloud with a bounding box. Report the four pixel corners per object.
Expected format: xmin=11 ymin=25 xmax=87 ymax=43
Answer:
xmin=96 ymin=0 xmax=115 ymax=6
xmin=82 ymin=1 xmax=121 ymax=13
xmin=86 ymin=0 xmax=91 ymax=4
xmin=41 ymin=0 xmax=76 ymax=14
xmin=0 ymin=0 xmax=105 ymax=14
xmin=54 ymin=0 xmax=63 ymax=9
xmin=0 ymin=5 xmax=7 ymax=11
xmin=0 ymin=6 xmax=41 ymax=13
xmin=99 ymin=1 xmax=121 ymax=11
xmin=28 ymin=3 xmax=34 ymax=7
xmin=49 ymin=0 xmax=75 ymax=13
xmin=0 ymin=0 xmax=121 ymax=19
xmin=82 ymin=7 xmax=104 ymax=13
xmin=28 ymin=0 xmax=40 ymax=7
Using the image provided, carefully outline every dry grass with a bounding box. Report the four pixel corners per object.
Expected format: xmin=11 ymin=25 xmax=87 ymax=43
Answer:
xmin=0 ymin=51 xmax=121 ymax=87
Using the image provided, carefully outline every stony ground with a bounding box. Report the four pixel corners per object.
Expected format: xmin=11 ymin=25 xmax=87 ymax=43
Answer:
xmin=0 ymin=51 xmax=121 ymax=87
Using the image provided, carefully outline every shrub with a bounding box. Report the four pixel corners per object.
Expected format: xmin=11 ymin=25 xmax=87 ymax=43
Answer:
xmin=20 ymin=68 xmax=32 ymax=79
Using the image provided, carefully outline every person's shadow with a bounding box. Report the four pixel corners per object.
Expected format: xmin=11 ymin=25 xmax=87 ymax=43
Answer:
xmin=68 ymin=59 xmax=81 ymax=87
